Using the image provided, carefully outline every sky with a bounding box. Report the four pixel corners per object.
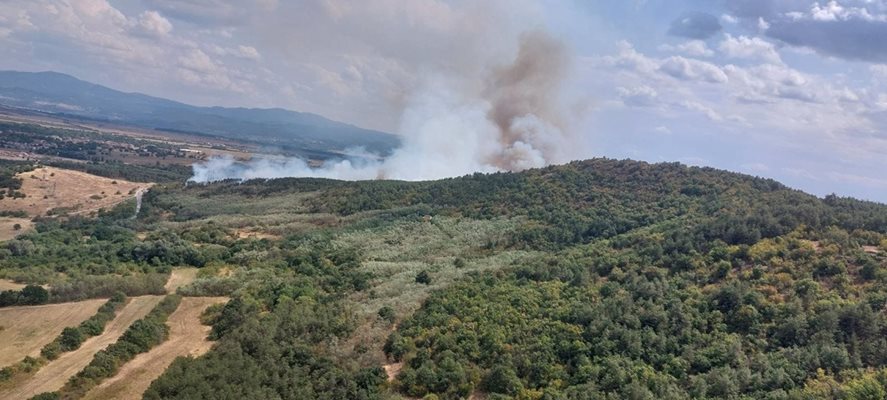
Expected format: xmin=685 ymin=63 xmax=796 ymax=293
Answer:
xmin=0 ymin=0 xmax=886 ymax=202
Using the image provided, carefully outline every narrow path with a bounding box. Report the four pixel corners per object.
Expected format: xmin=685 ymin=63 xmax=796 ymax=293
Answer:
xmin=82 ymin=297 xmax=228 ymax=400
xmin=0 ymin=296 xmax=163 ymax=400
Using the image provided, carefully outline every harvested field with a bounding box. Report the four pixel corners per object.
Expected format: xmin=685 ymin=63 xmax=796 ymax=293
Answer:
xmin=0 ymin=278 xmax=25 ymax=291
xmin=0 ymin=299 xmax=106 ymax=367
xmin=0 ymin=217 xmax=32 ymax=242
xmin=164 ymin=268 xmax=199 ymax=293
xmin=0 ymin=167 xmax=152 ymax=218
xmin=82 ymin=297 xmax=228 ymax=400
xmin=0 ymin=296 xmax=163 ymax=400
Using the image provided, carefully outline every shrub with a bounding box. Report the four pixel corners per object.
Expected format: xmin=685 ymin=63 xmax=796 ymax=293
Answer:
xmin=29 ymin=392 xmax=59 ymax=400
xmin=19 ymin=285 xmax=48 ymax=305
xmin=415 ymin=271 xmax=432 ymax=285
xmin=378 ymin=306 xmax=396 ymax=324
xmin=59 ymin=327 xmax=85 ymax=351
xmin=41 ymin=341 xmax=62 ymax=360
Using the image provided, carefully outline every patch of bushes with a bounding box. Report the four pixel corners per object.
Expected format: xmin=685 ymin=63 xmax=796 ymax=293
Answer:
xmin=0 ymin=210 xmax=28 ymax=218
xmin=49 ymin=274 xmax=167 ymax=302
xmin=0 ymin=285 xmax=49 ymax=307
xmin=176 ymin=277 xmax=239 ymax=297
xmin=40 ymin=293 xmax=126 ymax=360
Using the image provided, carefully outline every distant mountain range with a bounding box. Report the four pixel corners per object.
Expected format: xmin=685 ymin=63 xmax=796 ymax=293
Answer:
xmin=0 ymin=71 xmax=400 ymax=157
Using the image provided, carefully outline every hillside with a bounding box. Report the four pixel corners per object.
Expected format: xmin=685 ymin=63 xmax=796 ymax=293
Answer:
xmin=1 ymin=158 xmax=886 ymax=399
xmin=0 ymin=71 xmax=400 ymax=157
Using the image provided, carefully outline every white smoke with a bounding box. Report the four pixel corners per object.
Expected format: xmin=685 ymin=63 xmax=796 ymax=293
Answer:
xmin=189 ymin=31 xmax=584 ymax=183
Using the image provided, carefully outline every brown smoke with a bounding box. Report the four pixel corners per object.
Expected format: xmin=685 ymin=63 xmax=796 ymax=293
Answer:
xmin=484 ymin=30 xmax=571 ymax=171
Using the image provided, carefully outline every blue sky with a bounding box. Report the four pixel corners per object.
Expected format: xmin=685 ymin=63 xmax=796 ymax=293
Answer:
xmin=0 ymin=0 xmax=885 ymax=201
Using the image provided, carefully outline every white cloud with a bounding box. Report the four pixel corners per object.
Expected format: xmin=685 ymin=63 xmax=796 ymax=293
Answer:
xmin=680 ymin=100 xmax=724 ymax=121
xmin=618 ymin=85 xmax=659 ymax=107
xmin=758 ymin=17 xmax=771 ymax=31
xmin=658 ymin=40 xmax=714 ymax=57
xmin=659 ymin=56 xmax=728 ymax=83
xmin=721 ymin=14 xmax=739 ymax=24
xmin=211 ymin=44 xmax=261 ymax=60
xmin=654 ymin=125 xmax=672 ymax=134
xmin=809 ymin=1 xmax=886 ymax=22
xmin=719 ymin=34 xmax=782 ymax=64
xmin=179 ymin=49 xmax=217 ymax=73
xmin=871 ymin=64 xmax=887 ymax=79
xmin=137 ymin=11 xmax=172 ymax=37
xmin=740 ymin=162 xmax=770 ymax=173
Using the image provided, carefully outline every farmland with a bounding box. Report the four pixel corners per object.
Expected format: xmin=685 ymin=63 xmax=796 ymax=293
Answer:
xmin=0 ymin=299 xmax=105 ymax=367
xmin=0 ymin=166 xmax=150 ymax=218
xmin=0 ymin=295 xmax=163 ymax=400
xmin=82 ymin=297 xmax=227 ymax=400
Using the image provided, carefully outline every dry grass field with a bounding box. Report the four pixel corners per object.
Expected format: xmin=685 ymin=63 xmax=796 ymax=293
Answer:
xmin=0 ymin=167 xmax=151 ymax=218
xmin=0 ymin=278 xmax=26 ymax=291
xmin=0 ymin=296 xmax=163 ymax=400
xmin=0 ymin=217 xmax=33 ymax=242
xmin=0 ymin=299 xmax=106 ymax=368
xmin=82 ymin=297 xmax=228 ymax=400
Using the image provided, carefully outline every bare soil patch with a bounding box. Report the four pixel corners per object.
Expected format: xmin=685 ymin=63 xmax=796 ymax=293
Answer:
xmin=0 ymin=278 xmax=26 ymax=291
xmin=164 ymin=268 xmax=199 ymax=294
xmin=234 ymin=228 xmax=282 ymax=241
xmin=0 ymin=299 xmax=106 ymax=368
xmin=0 ymin=217 xmax=32 ymax=242
xmin=0 ymin=296 xmax=163 ymax=400
xmin=0 ymin=167 xmax=152 ymax=218
xmin=863 ymin=245 xmax=880 ymax=254
xmin=82 ymin=297 xmax=228 ymax=400
xmin=383 ymin=362 xmax=403 ymax=382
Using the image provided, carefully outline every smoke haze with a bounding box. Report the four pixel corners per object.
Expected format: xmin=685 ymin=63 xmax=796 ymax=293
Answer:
xmin=190 ymin=30 xmax=584 ymax=183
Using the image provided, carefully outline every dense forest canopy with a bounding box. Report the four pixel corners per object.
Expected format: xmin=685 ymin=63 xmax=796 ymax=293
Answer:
xmin=1 ymin=158 xmax=885 ymax=399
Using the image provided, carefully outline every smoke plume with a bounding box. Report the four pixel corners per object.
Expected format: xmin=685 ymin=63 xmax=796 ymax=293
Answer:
xmin=190 ymin=30 xmax=582 ymax=183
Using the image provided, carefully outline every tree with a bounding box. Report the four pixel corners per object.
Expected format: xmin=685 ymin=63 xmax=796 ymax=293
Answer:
xmin=378 ymin=306 xmax=396 ymax=324
xmin=416 ymin=271 xmax=432 ymax=285
xmin=484 ymin=366 xmax=523 ymax=396
xmin=59 ymin=327 xmax=85 ymax=351
xmin=20 ymin=285 xmax=49 ymax=305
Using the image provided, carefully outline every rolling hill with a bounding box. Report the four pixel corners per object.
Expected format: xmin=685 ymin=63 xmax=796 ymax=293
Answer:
xmin=1 ymin=158 xmax=886 ymax=399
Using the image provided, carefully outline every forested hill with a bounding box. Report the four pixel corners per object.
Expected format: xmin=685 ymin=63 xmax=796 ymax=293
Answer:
xmin=196 ymin=158 xmax=887 ymax=249
xmin=3 ymin=158 xmax=886 ymax=400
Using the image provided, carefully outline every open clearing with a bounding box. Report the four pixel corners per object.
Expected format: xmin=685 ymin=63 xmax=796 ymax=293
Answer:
xmin=0 ymin=167 xmax=151 ymax=218
xmin=0 ymin=299 xmax=106 ymax=368
xmin=0 ymin=278 xmax=26 ymax=291
xmin=0 ymin=295 xmax=163 ymax=400
xmin=164 ymin=268 xmax=199 ymax=294
xmin=82 ymin=297 xmax=228 ymax=400
xmin=0 ymin=217 xmax=32 ymax=242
